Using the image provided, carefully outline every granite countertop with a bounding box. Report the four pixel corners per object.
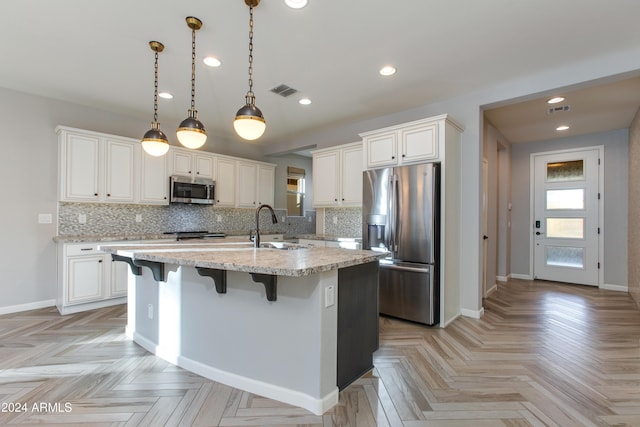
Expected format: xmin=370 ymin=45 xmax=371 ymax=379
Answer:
xmin=296 ymin=234 xmax=362 ymax=242
xmin=99 ymin=239 xmax=385 ymax=277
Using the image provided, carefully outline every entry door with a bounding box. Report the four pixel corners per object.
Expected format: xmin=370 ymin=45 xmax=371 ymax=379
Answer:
xmin=532 ymin=148 xmax=600 ymax=285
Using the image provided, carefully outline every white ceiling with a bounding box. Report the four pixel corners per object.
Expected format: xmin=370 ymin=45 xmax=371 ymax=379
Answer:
xmin=1 ymin=0 xmax=639 ymax=148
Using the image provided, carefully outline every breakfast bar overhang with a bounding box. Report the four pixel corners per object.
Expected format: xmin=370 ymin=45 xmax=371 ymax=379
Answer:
xmin=100 ymin=240 xmax=384 ymax=415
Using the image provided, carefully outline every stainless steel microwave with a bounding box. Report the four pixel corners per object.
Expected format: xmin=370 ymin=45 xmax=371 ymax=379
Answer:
xmin=169 ymin=175 xmax=215 ymax=205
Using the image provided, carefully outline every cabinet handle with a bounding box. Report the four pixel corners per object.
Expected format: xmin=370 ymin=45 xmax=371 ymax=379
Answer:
xmin=402 ymin=154 xmax=406 ymax=157
xmin=334 ymin=198 xmax=338 ymax=202
xmin=107 ymin=193 xmax=111 ymax=197
xmin=342 ymin=198 xmax=345 ymax=201
xmin=98 ymin=260 xmax=103 ymax=263
xmin=391 ymin=156 xmax=395 ymax=160
xmin=196 ymin=171 xmax=200 ymax=174
xmin=164 ymin=196 xmax=167 ymax=200
xmin=80 ymin=248 xmax=93 ymax=251
xmin=94 ymin=193 xmax=98 ymax=196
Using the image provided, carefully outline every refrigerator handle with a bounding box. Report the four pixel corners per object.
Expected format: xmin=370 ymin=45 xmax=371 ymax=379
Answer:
xmin=391 ymin=173 xmax=399 ymax=253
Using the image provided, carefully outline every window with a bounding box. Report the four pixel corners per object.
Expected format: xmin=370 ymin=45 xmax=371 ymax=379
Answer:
xmin=287 ymin=166 xmax=305 ymax=216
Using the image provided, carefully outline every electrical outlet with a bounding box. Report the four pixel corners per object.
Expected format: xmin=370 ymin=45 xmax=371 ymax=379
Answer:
xmin=325 ymin=285 xmax=335 ymax=308
xmin=332 ymin=216 xmax=338 ymax=225
xmin=216 ymin=215 xmax=222 ymax=222
xmin=147 ymin=304 xmax=153 ymax=319
xmin=135 ymin=214 xmax=142 ymax=223
xmin=308 ymin=216 xmax=312 ymax=222
xmin=78 ymin=213 xmax=87 ymax=224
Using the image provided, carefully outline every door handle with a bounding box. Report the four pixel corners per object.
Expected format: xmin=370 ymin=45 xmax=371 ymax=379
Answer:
xmin=483 ymin=235 xmax=488 ymax=240
xmin=535 ymin=231 xmax=544 ymax=235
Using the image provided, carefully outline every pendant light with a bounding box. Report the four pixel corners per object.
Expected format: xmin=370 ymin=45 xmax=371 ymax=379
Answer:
xmin=234 ymin=0 xmax=266 ymax=141
xmin=177 ymin=16 xmax=207 ymax=149
xmin=141 ymin=41 xmax=170 ymax=157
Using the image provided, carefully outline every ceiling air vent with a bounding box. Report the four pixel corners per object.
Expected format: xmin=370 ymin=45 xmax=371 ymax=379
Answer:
xmin=270 ymin=84 xmax=298 ymax=98
xmin=547 ymin=105 xmax=571 ymax=114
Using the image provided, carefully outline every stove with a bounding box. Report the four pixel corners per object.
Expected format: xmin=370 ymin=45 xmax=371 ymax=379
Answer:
xmin=163 ymin=231 xmax=226 ymax=241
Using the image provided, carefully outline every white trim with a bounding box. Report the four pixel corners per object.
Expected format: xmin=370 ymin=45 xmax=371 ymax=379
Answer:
xmin=460 ymin=307 xmax=484 ymax=319
xmin=511 ymin=273 xmax=533 ymax=280
xmin=600 ymin=283 xmax=629 ymax=292
xmin=56 ymin=296 xmax=127 ymax=315
xmin=132 ymin=332 xmax=337 ymax=416
xmin=440 ymin=312 xmax=461 ymax=328
xmin=0 ymin=299 xmax=56 ymax=315
xmin=529 ymin=146 xmax=604 ymax=286
xmin=496 ymin=275 xmax=510 ymax=282
xmin=485 ymin=284 xmax=498 ymax=297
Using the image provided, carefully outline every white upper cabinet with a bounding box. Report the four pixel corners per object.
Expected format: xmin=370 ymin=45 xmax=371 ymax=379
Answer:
xmin=361 ymin=117 xmax=441 ymax=169
xmin=58 ymin=127 xmax=136 ymax=203
xmin=214 ymin=156 xmax=237 ymax=207
xmin=237 ymin=161 xmax=276 ymax=208
xmin=104 ymin=138 xmax=136 ymax=202
xmin=312 ymin=142 xmax=362 ymax=207
xmin=169 ymin=148 xmax=215 ymax=180
xmin=139 ymin=149 xmax=169 ymax=205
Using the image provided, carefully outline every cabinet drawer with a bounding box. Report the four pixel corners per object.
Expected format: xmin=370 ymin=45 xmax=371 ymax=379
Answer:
xmin=65 ymin=243 xmax=101 ymax=256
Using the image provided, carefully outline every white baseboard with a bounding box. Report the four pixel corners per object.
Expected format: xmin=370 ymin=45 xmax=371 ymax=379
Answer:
xmin=132 ymin=332 xmax=338 ymax=416
xmin=485 ymin=284 xmax=498 ymax=297
xmin=0 ymin=299 xmax=56 ymax=316
xmin=600 ymin=283 xmax=629 ymax=292
xmin=496 ymin=275 xmax=510 ymax=282
xmin=511 ymin=273 xmax=533 ymax=280
xmin=440 ymin=312 xmax=461 ymax=328
xmin=460 ymin=307 xmax=485 ymax=319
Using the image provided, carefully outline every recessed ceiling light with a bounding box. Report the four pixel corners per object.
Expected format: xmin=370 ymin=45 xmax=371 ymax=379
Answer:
xmin=285 ymin=0 xmax=308 ymax=9
xmin=379 ymin=65 xmax=397 ymax=76
xmin=158 ymin=92 xmax=173 ymax=99
xmin=556 ymin=125 xmax=570 ymax=131
xmin=547 ymin=96 xmax=565 ymax=104
xmin=203 ymin=56 xmax=222 ymax=67
xmin=299 ymin=98 xmax=312 ymax=105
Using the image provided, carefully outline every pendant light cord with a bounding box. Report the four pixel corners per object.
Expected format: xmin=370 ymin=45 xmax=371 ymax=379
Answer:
xmin=190 ymin=27 xmax=197 ymax=109
xmin=246 ymin=5 xmax=255 ymax=101
xmin=153 ymin=49 xmax=159 ymax=123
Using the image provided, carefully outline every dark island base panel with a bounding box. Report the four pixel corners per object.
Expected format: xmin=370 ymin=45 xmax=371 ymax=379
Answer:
xmin=337 ymin=261 xmax=379 ymax=390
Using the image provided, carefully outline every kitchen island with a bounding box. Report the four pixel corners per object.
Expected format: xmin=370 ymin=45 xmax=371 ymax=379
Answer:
xmin=99 ymin=239 xmax=383 ymax=415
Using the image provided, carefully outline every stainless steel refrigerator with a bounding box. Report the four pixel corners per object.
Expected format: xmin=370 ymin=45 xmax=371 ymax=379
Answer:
xmin=362 ymin=162 xmax=440 ymax=325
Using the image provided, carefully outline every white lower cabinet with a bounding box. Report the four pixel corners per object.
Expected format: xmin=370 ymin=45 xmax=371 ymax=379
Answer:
xmin=57 ymin=242 xmax=128 ymax=314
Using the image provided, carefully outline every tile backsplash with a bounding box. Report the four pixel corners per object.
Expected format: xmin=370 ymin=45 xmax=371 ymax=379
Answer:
xmin=58 ymin=202 xmax=316 ymax=237
xmin=322 ymin=207 xmax=362 ymax=237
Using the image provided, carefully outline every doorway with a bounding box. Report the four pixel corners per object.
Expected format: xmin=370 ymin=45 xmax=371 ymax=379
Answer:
xmin=530 ymin=147 xmax=602 ymax=286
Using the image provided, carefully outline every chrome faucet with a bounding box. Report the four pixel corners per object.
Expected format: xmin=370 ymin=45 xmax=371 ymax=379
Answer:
xmin=254 ymin=204 xmax=278 ymax=248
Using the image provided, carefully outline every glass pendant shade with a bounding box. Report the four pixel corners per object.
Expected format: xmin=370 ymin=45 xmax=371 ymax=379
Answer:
xmin=177 ymin=109 xmax=207 ymax=149
xmin=234 ymin=102 xmax=266 ymax=140
xmin=142 ymin=123 xmax=170 ymax=156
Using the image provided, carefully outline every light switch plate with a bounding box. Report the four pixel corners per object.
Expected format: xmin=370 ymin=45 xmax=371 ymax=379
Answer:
xmin=78 ymin=213 xmax=87 ymax=224
xmin=38 ymin=213 xmax=52 ymax=224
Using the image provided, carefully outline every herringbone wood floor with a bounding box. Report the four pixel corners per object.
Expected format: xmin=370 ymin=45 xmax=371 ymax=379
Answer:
xmin=1 ymin=279 xmax=640 ymax=426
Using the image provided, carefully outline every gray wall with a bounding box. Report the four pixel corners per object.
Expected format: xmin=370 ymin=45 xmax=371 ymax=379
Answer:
xmin=510 ymin=129 xmax=629 ymax=288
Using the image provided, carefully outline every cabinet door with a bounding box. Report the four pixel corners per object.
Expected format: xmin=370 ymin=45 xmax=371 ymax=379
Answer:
xmin=400 ymin=122 xmax=438 ymax=163
xmin=215 ymin=157 xmax=236 ymax=207
xmin=313 ymin=151 xmax=340 ymax=207
xmin=257 ymin=165 xmax=275 ymax=206
xmin=341 ymin=146 xmax=363 ymax=205
xmin=61 ymin=132 xmax=100 ymax=201
xmin=110 ymin=258 xmax=129 ymax=297
xmin=365 ymin=131 xmax=397 ymax=168
xmin=171 ymin=150 xmax=193 ymax=177
xmin=237 ymin=161 xmax=258 ymax=207
xmin=105 ymin=139 xmax=136 ymax=203
xmin=139 ymin=150 xmax=168 ymax=204
xmin=67 ymin=256 xmax=105 ymax=304
xmin=195 ymin=154 xmax=215 ymax=179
